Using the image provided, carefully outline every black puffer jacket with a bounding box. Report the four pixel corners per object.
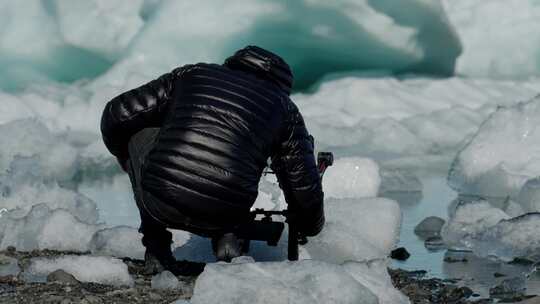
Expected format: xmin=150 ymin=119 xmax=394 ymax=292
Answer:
xmin=101 ymin=48 xmax=324 ymax=236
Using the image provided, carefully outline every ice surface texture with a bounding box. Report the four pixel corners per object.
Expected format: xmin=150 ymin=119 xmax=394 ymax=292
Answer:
xmin=441 ymin=199 xmax=510 ymax=251
xmin=448 ymin=96 xmax=540 ymax=198
xmin=295 ymin=76 xmax=540 ymax=167
xmin=303 ymin=197 xmax=402 ymax=264
xmin=151 ymin=270 xmax=180 ymax=290
xmin=442 ymin=198 xmax=540 ymax=261
xmin=190 ymin=260 xmax=402 ymax=304
xmin=0 ymin=0 xmax=460 ymax=92
xmin=443 ymin=0 xmax=540 ymax=78
xmin=26 ymin=255 xmax=134 ymax=286
xmin=323 ymin=157 xmax=380 ymax=199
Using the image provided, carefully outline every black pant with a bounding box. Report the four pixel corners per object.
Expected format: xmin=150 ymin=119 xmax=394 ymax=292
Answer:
xmin=126 ymin=128 xmax=172 ymax=251
xmin=127 ymin=128 xmax=232 ymax=253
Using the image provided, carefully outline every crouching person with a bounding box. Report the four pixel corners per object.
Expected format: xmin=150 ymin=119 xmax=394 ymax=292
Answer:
xmin=100 ymin=46 xmax=324 ymax=275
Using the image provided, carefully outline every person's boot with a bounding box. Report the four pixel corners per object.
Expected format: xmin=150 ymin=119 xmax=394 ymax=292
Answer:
xmin=212 ymin=233 xmax=245 ymax=262
xmin=144 ymin=249 xmax=205 ymax=276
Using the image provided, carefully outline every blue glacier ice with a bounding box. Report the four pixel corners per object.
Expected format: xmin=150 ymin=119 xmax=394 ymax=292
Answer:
xmin=0 ymin=0 xmax=461 ymax=92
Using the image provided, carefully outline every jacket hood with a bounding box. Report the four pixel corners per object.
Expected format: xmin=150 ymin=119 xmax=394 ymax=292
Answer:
xmin=223 ymin=45 xmax=293 ymax=95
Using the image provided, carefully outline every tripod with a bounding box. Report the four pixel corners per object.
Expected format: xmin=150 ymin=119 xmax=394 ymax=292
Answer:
xmin=236 ymin=152 xmax=333 ymax=261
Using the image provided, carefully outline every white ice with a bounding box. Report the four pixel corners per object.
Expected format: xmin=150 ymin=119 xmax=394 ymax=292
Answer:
xmin=448 ymin=96 xmax=540 ymax=198
xmin=54 ymin=0 xmax=144 ymax=60
xmin=0 ymin=204 xmax=104 ymax=252
xmin=517 ymin=177 xmax=540 ymax=213
xmin=323 ymin=157 xmax=380 ymax=199
xmin=441 ymin=199 xmax=510 ymax=251
xmin=151 ymin=270 xmax=180 ymax=290
xmin=26 ymin=255 xmax=134 ymax=286
xmin=295 ymin=76 xmax=540 ymax=170
xmin=469 ymin=213 xmax=540 ymax=261
xmin=443 ymin=0 xmax=540 ymax=79
xmin=443 ymin=198 xmax=540 ymax=261
xmin=190 ymin=260 xmax=380 ymax=304
xmin=302 ymin=197 xmax=402 ymax=264
xmin=0 ymin=254 xmax=20 ymax=277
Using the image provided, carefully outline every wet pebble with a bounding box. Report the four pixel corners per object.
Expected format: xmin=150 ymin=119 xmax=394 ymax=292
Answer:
xmin=489 ymin=277 xmax=526 ymax=298
xmin=0 ymin=254 xmax=20 ymax=276
xmin=414 ymin=216 xmax=446 ymax=240
xmin=47 ymin=269 xmax=81 ymax=285
xmin=148 ymin=292 xmax=162 ymax=301
xmin=391 ymin=247 xmax=411 ymax=261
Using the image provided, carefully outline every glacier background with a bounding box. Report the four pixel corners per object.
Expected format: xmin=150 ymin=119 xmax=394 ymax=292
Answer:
xmin=2 ymin=0 xmax=540 ymax=302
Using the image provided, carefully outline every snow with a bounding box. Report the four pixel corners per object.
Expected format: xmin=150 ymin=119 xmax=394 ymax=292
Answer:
xmin=26 ymin=255 xmax=134 ymax=287
xmin=448 ymin=96 xmax=540 ymax=198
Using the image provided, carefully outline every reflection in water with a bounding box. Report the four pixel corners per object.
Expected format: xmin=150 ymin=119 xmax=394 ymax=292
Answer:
xmin=381 ymin=191 xmax=423 ymax=208
xmin=442 ymin=250 xmax=535 ymax=298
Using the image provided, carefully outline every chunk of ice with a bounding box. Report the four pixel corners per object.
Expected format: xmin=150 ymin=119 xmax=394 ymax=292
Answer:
xmin=343 ymin=259 xmax=410 ymax=304
xmin=54 ymin=0 xmax=144 ymax=59
xmin=303 ymin=197 xmax=401 ymax=263
xmin=190 ymin=260 xmax=379 ymax=304
xmin=151 ymin=270 xmax=180 ymax=290
xmin=323 ymin=157 xmax=381 ymax=199
xmin=443 ymin=0 xmax=540 ymax=79
xmin=471 ymin=213 xmax=540 ymax=261
xmin=0 ymin=204 xmax=104 ymax=252
xmin=89 ymin=226 xmax=145 ymax=260
xmin=441 ymin=199 xmax=510 ymax=250
xmin=517 ymin=177 xmax=540 ymax=213
xmin=448 ymin=96 xmax=540 ymax=198
xmin=26 ymin=255 xmax=134 ymax=287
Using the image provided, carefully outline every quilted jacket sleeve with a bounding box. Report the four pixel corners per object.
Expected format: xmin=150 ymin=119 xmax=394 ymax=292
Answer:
xmin=271 ymin=100 xmax=324 ymax=237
